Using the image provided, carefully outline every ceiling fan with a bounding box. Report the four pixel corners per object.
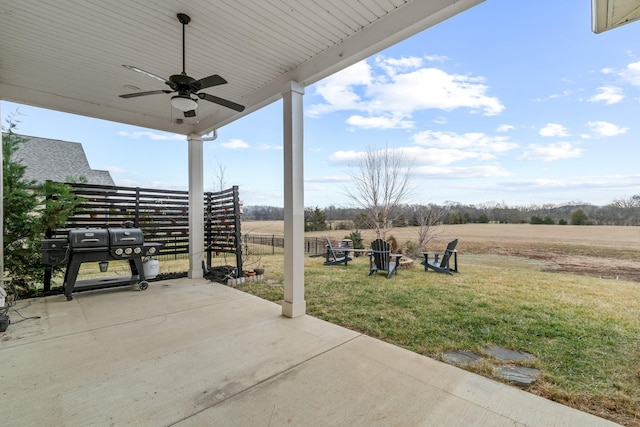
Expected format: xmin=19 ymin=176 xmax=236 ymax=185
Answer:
xmin=119 ymin=13 xmax=245 ymax=117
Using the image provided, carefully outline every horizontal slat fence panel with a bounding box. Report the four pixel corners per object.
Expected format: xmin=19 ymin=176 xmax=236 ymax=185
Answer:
xmin=46 ymin=183 xmax=243 ymax=287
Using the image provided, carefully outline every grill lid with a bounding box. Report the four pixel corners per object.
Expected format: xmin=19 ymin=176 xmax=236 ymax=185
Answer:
xmin=109 ymin=228 xmax=144 ymax=246
xmin=68 ymin=229 xmax=109 ymax=248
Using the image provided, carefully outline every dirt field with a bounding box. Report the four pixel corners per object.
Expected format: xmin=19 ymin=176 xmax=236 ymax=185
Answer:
xmin=242 ymin=221 xmax=640 ymax=282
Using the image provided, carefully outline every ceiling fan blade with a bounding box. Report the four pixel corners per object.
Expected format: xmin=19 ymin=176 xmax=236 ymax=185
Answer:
xmin=122 ymin=65 xmax=177 ymax=90
xmin=119 ymin=90 xmax=172 ymax=98
xmin=191 ymin=74 xmax=227 ymax=91
xmin=198 ymin=93 xmax=245 ymax=112
xmin=183 ymin=110 xmax=197 ymax=118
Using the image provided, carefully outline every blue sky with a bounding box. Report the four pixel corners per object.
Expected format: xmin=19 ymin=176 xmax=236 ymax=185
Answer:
xmin=3 ymin=0 xmax=640 ymax=208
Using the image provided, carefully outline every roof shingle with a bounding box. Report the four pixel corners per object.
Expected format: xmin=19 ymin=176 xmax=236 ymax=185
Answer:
xmin=10 ymin=135 xmax=115 ymax=186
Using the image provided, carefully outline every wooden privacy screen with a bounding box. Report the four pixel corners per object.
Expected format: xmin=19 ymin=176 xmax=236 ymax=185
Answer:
xmin=45 ymin=182 xmax=242 ymax=288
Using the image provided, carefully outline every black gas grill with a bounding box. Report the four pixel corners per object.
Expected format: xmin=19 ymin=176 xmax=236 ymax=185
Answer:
xmin=41 ymin=222 xmax=161 ymax=300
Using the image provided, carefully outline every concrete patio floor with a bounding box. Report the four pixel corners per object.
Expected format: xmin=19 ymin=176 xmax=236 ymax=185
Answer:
xmin=0 ymin=278 xmax=618 ymax=426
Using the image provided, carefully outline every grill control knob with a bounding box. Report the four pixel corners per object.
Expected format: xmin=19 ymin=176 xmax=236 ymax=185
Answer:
xmin=148 ymin=246 xmax=156 ymax=254
xmin=124 ymin=247 xmax=133 ymax=255
xmin=134 ymin=247 xmax=142 ymax=254
xmin=114 ymin=248 xmax=124 ymax=256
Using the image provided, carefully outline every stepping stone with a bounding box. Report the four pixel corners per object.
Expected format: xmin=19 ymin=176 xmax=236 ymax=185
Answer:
xmin=443 ymin=350 xmax=483 ymax=365
xmin=482 ymin=346 xmax=535 ymax=362
xmin=496 ymin=366 xmax=541 ymax=387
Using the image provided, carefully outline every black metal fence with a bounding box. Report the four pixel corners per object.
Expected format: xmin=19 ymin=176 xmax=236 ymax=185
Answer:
xmin=242 ymin=234 xmax=328 ymax=257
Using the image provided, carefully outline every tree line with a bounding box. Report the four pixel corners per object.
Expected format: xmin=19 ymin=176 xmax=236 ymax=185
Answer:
xmin=243 ymin=199 xmax=640 ymax=227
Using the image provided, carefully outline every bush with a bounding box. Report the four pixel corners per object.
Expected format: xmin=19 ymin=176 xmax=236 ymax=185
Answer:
xmin=344 ymin=230 xmax=364 ymax=250
xmin=2 ymin=119 xmax=81 ymax=294
xmin=401 ymin=240 xmax=420 ymax=257
xmin=571 ymin=208 xmax=589 ymax=225
xmin=305 ymin=206 xmax=327 ymax=231
xmin=387 ymin=235 xmax=398 ymax=253
xmin=353 ymin=213 xmax=372 ymax=229
xmin=333 ymin=221 xmax=352 ymax=230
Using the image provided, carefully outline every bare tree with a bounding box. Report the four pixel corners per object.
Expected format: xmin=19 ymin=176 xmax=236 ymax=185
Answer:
xmin=212 ymin=157 xmax=228 ymax=191
xmin=609 ymin=194 xmax=640 ymax=225
xmin=411 ymin=203 xmax=449 ymax=251
xmin=344 ymin=145 xmax=414 ymax=239
xmin=610 ymin=194 xmax=640 ymax=209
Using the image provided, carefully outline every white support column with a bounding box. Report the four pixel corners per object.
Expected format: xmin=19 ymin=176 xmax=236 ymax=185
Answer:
xmin=187 ymin=133 xmax=205 ymax=279
xmin=281 ymin=81 xmax=306 ymax=318
xmin=0 ymin=101 xmax=4 ymax=291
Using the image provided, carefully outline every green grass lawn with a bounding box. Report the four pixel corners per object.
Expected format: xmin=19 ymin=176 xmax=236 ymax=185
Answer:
xmin=237 ymin=254 xmax=640 ymax=425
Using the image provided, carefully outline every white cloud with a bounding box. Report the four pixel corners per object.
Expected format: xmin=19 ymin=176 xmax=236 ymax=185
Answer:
xmin=368 ymin=67 xmax=504 ymax=116
xmin=539 ymin=123 xmax=569 ymax=137
xmin=305 ymin=175 xmax=351 ymax=183
xmin=518 ymin=142 xmax=583 ymax=162
xmin=329 ymin=150 xmax=362 ymax=164
xmin=587 ymin=121 xmax=629 ymax=137
xmin=346 ymin=114 xmax=414 ymax=129
xmin=423 ymin=54 xmax=450 ymax=63
xmin=220 ymin=138 xmax=250 ymax=149
xmin=412 ymin=130 xmax=518 ymax=153
xmin=308 ymin=55 xmax=504 ymax=129
xmin=117 ymin=131 xmax=184 ymax=141
xmin=403 ymin=146 xmax=495 ymax=165
xmin=329 ymin=138 xmax=512 ymax=170
xmin=116 ymin=178 xmax=138 ymax=186
xmin=497 ymin=124 xmax=514 ymax=133
xmin=495 ymin=174 xmax=640 ymax=193
xmin=548 ymin=89 xmax=572 ymax=99
xmin=105 ymin=166 xmax=126 ymax=174
xmin=414 ymin=165 xmax=511 ymax=178
xmin=374 ymin=55 xmax=423 ymax=76
xmin=535 ymin=89 xmax=572 ymax=101
xmin=588 ymin=86 xmax=624 ymax=105
xmin=258 ymin=143 xmax=283 ymax=150
xmin=619 ymin=61 xmax=640 ymax=86
xmin=307 ymin=61 xmax=372 ymax=116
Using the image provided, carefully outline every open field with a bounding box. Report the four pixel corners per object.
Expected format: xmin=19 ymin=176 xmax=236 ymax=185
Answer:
xmin=243 ymin=221 xmax=640 ymax=249
xmin=235 ymin=222 xmax=640 ymax=425
xmin=244 ymin=221 xmax=640 ymax=282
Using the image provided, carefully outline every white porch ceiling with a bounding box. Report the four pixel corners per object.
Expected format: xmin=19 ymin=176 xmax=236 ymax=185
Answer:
xmin=592 ymin=0 xmax=640 ymax=33
xmin=0 ymin=0 xmax=483 ymax=136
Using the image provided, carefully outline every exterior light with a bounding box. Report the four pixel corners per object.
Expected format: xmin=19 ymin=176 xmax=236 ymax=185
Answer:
xmin=171 ymin=95 xmax=197 ymax=111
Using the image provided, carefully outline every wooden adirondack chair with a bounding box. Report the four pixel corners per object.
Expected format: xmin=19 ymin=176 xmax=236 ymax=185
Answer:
xmin=368 ymin=238 xmax=402 ymax=278
xmin=422 ymin=239 xmax=458 ymax=275
xmin=323 ymin=237 xmax=352 ymax=266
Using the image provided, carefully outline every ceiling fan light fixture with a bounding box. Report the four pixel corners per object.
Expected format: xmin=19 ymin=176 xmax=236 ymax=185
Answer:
xmin=170 ymin=95 xmax=197 ymax=111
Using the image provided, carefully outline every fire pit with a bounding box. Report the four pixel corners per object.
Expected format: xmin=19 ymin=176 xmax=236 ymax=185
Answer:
xmin=41 ymin=222 xmax=161 ymax=301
